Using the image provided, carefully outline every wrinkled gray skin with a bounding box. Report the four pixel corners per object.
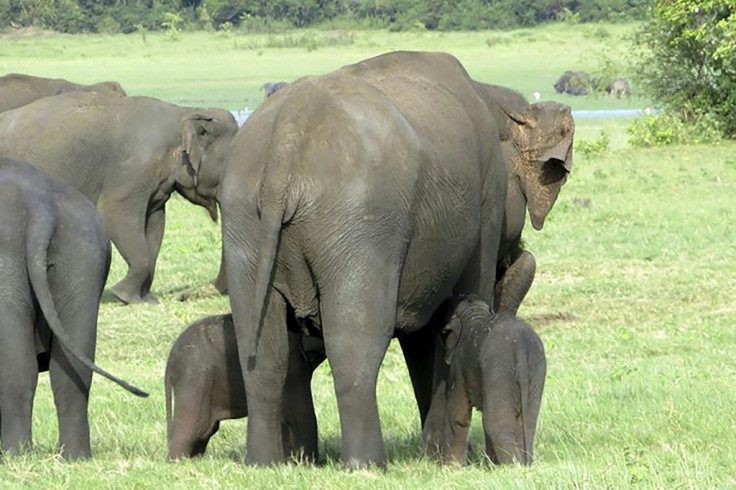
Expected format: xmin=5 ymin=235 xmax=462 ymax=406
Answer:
xmin=0 ymin=72 xmax=126 ymax=113
xmin=426 ymin=297 xmax=546 ymax=465
xmin=260 ymin=81 xmax=289 ymax=98
xmin=0 ymin=91 xmax=239 ymax=304
xmin=165 ymin=314 xmax=325 ymax=460
xmin=606 ymin=77 xmax=631 ymax=99
xmin=472 ymin=83 xmax=573 ymax=314
xmin=554 ymin=70 xmax=590 ymax=96
xmin=0 ymin=159 xmax=148 ymax=460
xmin=221 ymin=51 xmax=571 ymax=469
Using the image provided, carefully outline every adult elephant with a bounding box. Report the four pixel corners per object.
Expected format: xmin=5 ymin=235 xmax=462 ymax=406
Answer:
xmin=0 ymin=91 xmax=238 ymax=304
xmin=473 ymin=83 xmax=574 ymax=313
xmin=221 ymin=51 xmax=573 ymax=469
xmin=0 ymin=158 xmax=147 ymax=460
xmin=0 ymin=73 xmax=126 ymax=113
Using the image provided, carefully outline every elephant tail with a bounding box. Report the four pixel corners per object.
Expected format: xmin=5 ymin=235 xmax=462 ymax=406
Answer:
xmin=25 ymin=209 xmax=149 ymax=398
xmin=243 ymin=154 xmax=293 ymax=360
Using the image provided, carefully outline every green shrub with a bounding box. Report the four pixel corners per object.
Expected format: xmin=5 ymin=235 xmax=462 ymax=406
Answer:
xmin=633 ymin=1 xmax=736 ymax=139
xmin=627 ymin=111 xmax=723 ymax=148
xmin=576 ymin=130 xmax=611 ymax=158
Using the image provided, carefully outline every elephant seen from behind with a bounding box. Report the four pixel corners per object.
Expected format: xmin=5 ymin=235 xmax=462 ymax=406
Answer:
xmin=0 ymin=91 xmax=239 ymax=304
xmin=424 ymin=296 xmax=546 ymax=466
xmin=0 ymin=72 xmax=126 ymax=113
xmin=0 ymin=159 xmax=147 ymax=460
xmin=221 ymin=50 xmax=571 ymax=469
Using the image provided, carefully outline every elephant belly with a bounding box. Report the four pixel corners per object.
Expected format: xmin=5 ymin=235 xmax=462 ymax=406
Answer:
xmin=395 ymin=201 xmax=480 ymax=334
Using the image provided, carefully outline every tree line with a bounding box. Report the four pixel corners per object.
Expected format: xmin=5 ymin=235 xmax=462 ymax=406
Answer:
xmin=1 ymin=0 xmax=649 ymax=34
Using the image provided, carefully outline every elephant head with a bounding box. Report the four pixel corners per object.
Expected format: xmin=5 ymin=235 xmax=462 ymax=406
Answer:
xmin=176 ymin=110 xmax=239 ymax=221
xmin=501 ymin=101 xmax=574 ymax=231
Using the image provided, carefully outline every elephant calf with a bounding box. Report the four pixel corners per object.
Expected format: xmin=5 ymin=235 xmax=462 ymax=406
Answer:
xmin=424 ymin=296 xmax=546 ymax=465
xmin=165 ymin=314 xmax=325 ymax=460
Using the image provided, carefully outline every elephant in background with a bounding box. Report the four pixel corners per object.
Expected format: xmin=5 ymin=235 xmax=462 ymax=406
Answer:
xmin=424 ymin=296 xmax=546 ymax=466
xmin=0 ymin=91 xmax=239 ymax=304
xmin=221 ymin=50 xmax=572 ymax=469
xmin=0 ymin=72 xmax=126 ymax=113
xmin=606 ymin=77 xmax=631 ymax=98
xmin=0 ymin=159 xmax=147 ymax=460
xmin=260 ymin=81 xmax=289 ymax=99
xmin=165 ymin=314 xmax=325 ymax=460
xmin=553 ymin=70 xmax=590 ymax=96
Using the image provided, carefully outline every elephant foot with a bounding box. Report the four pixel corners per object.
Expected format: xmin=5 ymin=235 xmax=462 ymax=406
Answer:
xmin=111 ymin=283 xmax=159 ymax=305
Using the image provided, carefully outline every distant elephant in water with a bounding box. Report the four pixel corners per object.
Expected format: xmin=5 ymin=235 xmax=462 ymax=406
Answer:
xmin=165 ymin=314 xmax=325 ymax=460
xmin=260 ymin=81 xmax=289 ymax=98
xmin=553 ymin=70 xmax=590 ymax=96
xmin=0 ymin=73 xmax=126 ymax=113
xmin=0 ymin=158 xmax=147 ymax=460
xmin=605 ymin=78 xmax=631 ymax=99
xmin=423 ymin=296 xmax=546 ymax=466
xmin=0 ymin=91 xmax=239 ymax=304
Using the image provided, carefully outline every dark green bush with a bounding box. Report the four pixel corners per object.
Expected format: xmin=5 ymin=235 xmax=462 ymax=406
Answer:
xmin=0 ymin=0 xmax=651 ymax=34
xmin=632 ymin=0 xmax=736 ymax=140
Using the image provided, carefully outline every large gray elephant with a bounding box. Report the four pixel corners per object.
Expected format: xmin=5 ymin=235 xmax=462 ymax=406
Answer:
xmin=0 ymin=158 xmax=147 ymax=460
xmin=221 ymin=51 xmax=572 ymax=469
xmin=0 ymin=91 xmax=239 ymax=304
xmin=165 ymin=314 xmax=325 ymax=460
xmin=425 ymin=297 xmax=546 ymax=466
xmin=0 ymin=72 xmax=126 ymax=113
xmin=473 ymin=82 xmax=574 ymax=314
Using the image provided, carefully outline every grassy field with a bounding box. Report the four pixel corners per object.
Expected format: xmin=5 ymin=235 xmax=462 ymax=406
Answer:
xmin=1 ymin=23 xmax=735 ymax=488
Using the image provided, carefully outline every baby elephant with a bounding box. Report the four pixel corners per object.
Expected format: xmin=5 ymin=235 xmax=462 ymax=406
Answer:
xmin=425 ymin=296 xmax=546 ymax=465
xmin=165 ymin=314 xmax=325 ymax=459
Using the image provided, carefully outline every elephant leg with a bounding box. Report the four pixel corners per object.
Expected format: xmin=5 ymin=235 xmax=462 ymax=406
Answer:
xmin=212 ymin=246 xmax=228 ymax=294
xmin=495 ymin=250 xmax=536 ymax=315
xmin=0 ymin=305 xmax=38 ymax=455
xmin=48 ymin=306 xmax=97 ymax=459
xmin=320 ymin=268 xmax=399 ymax=470
xmin=398 ymin=324 xmax=440 ymax=428
xmin=442 ymin=384 xmax=472 ymax=464
xmin=144 ymin=205 xmax=166 ymax=295
xmin=482 ymin=379 xmax=522 ymax=465
xmin=168 ymin=388 xmax=216 ymax=459
xmin=242 ymin=292 xmax=290 ymax=466
xmin=100 ymin=199 xmax=156 ymax=304
xmin=281 ymin=331 xmax=321 ymax=462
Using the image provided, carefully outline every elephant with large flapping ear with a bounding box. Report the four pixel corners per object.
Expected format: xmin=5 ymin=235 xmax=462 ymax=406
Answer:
xmin=472 ymin=82 xmax=574 ymax=314
xmin=0 ymin=91 xmax=239 ymax=304
xmin=0 ymin=73 xmax=126 ymax=113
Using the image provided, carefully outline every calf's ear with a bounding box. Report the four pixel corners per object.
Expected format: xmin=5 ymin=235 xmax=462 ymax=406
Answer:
xmin=442 ymin=316 xmax=463 ymax=365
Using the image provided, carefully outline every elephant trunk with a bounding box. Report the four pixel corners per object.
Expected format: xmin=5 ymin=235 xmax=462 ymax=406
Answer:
xmin=495 ymin=249 xmax=536 ymax=315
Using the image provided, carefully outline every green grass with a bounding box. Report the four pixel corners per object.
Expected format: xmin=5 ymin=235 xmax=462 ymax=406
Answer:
xmin=0 ymin=22 xmax=646 ymax=110
xmin=1 ymin=23 xmax=735 ymax=488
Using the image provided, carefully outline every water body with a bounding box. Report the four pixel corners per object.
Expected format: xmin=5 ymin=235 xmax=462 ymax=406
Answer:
xmin=230 ymin=108 xmax=661 ymax=127
xmin=571 ymin=108 xmax=661 ymax=119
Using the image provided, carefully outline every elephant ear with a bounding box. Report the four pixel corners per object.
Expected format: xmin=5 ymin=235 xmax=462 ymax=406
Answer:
xmin=510 ymin=101 xmax=575 ymax=230
xmin=442 ymin=314 xmax=464 ymax=366
xmin=181 ymin=113 xmax=215 ymax=186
